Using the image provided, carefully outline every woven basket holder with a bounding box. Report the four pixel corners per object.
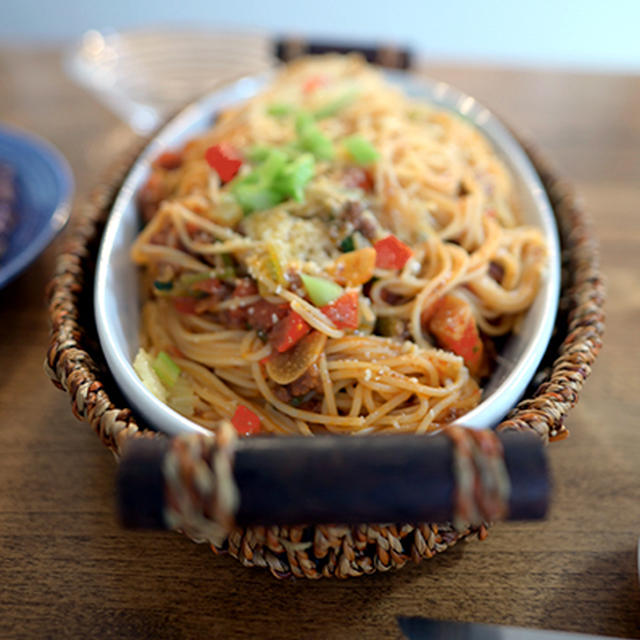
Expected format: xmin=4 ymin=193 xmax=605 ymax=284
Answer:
xmin=45 ymin=128 xmax=605 ymax=579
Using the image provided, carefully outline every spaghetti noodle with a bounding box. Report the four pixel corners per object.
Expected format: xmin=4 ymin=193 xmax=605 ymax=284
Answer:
xmin=131 ymin=55 xmax=547 ymax=437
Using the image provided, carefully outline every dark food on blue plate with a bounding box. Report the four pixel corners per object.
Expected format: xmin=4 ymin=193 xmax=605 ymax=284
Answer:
xmin=0 ymin=163 xmax=16 ymax=261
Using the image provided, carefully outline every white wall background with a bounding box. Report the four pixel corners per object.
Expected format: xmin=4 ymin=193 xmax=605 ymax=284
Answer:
xmin=3 ymin=0 xmax=640 ymax=72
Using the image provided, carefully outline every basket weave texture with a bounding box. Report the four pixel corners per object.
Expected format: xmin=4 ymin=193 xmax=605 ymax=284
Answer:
xmin=44 ymin=132 xmax=604 ymax=579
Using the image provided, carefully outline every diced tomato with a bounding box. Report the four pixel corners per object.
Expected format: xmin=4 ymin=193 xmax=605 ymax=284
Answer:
xmin=303 ymin=74 xmax=327 ymax=94
xmin=231 ymin=404 xmax=261 ymax=436
xmin=173 ymin=296 xmax=199 ymax=315
xmin=269 ymin=311 xmax=311 ymax=353
xmin=205 ymin=143 xmax=243 ymax=182
xmin=373 ymin=235 xmax=413 ymax=270
xmin=427 ymin=294 xmax=484 ymax=376
xmin=321 ymin=290 xmax=359 ymax=329
xmin=343 ymin=167 xmax=374 ymax=191
xmin=153 ymin=150 xmax=183 ymax=170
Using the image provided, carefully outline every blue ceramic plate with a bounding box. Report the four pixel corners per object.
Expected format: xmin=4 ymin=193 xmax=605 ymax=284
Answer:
xmin=0 ymin=125 xmax=74 ymax=289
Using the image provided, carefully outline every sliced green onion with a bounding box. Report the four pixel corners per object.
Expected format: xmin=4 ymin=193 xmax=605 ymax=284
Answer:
xmin=267 ymin=103 xmax=295 ymax=117
xmin=313 ymin=89 xmax=357 ymax=119
xmin=247 ymin=145 xmax=274 ymax=162
xmin=271 ymin=153 xmax=315 ymax=202
xmin=344 ymin=135 xmax=380 ymax=166
xmin=300 ymin=273 xmax=343 ymax=307
xmin=300 ymin=129 xmax=334 ymax=161
xmin=133 ymin=349 xmax=167 ymax=402
xmin=295 ymin=111 xmax=315 ymax=136
xmin=152 ymin=351 xmax=181 ymax=388
xmin=232 ymin=182 xmax=281 ymax=214
xmin=295 ymin=111 xmax=334 ymax=161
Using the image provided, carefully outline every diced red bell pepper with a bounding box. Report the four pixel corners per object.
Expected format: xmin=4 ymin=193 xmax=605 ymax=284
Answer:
xmin=373 ymin=235 xmax=413 ymax=270
xmin=427 ymin=294 xmax=484 ymax=376
xmin=205 ymin=143 xmax=243 ymax=183
xmin=269 ymin=310 xmax=311 ymax=353
xmin=231 ymin=404 xmax=261 ymax=436
xmin=303 ymin=74 xmax=327 ymax=94
xmin=173 ymin=296 xmax=199 ymax=315
xmin=321 ymin=290 xmax=359 ymax=329
xmin=342 ymin=167 xmax=374 ymax=191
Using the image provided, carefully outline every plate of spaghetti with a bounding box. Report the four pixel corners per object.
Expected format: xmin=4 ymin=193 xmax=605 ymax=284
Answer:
xmin=95 ymin=55 xmax=560 ymax=438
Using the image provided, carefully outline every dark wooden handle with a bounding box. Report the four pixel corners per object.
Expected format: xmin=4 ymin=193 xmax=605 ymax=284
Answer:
xmin=117 ymin=430 xmax=549 ymax=530
xmin=274 ymin=37 xmax=413 ymax=69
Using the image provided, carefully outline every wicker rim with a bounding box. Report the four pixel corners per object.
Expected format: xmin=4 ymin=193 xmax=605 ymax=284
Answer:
xmin=44 ymin=132 xmax=605 ymax=578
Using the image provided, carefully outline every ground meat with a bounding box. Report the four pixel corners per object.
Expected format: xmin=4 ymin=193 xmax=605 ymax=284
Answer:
xmin=274 ymin=363 xmax=323 ymax=409
xmin=288 ymin=363 xmax=321 ymax=397
xmin=380 ymin=288 xmax=407 ymax=305
xmin=284 ymin=269 xmax=306 ymax=296
xmin=221 ymin=289 xmax=288 ymax=330
xmin=488 ymin=261 xmax=505 ymax=284
xmin=343 ymin=201 xmax=379 ymax=240
xmin=192 ymin=277 xmax=230 ymax=299
xmin=233 ymin=278 xmax=259 ymax=297
xmin=150 ymin=225 xmax=180 ymax=249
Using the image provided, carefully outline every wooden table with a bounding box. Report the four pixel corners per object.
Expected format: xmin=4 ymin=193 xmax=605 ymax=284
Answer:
xmin=1 ymin=46 xmax=639 ymax=639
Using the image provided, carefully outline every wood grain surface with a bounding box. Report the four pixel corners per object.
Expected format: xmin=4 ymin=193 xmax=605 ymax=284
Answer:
xmin=1 ymin=46 xmax=639 ymax=640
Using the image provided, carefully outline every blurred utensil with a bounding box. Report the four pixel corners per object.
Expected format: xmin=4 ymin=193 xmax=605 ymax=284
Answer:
xmin=397 ymin=617 xmax=619 ymax=639
xmin=65 ymin=28 xmax=273 ymax=134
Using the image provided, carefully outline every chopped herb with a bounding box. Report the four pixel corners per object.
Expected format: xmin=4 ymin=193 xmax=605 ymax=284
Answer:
xmin=291 ymin=390 xmax=316 ymax=407
xmin=339 ymin=235 xmax=355 ymax=253
xmin=153 ymin=280 xmax=173 ymax=291
xmin=256 ymin=328 xmax=268 ymax=343
xmin=179 ymin=271 xmax=213 ymax=286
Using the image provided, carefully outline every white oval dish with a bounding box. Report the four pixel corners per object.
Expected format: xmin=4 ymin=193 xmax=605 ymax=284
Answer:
xmin=95 ymin=70 xmax=560 ymax=437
